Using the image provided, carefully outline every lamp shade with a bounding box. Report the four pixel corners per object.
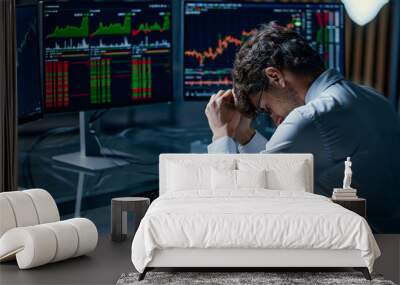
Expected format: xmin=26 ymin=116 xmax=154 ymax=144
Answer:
xmin=342 ymin=0 xmax=389 ymax=26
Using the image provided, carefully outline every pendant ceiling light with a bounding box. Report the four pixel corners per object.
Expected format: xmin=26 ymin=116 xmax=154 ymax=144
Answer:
xmin=341 ymin=0 xmax=389 ymax=26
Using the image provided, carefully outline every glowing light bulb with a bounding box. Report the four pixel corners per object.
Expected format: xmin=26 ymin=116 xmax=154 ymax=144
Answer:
xmin=342 ymin=0 xmax=389 ymax=26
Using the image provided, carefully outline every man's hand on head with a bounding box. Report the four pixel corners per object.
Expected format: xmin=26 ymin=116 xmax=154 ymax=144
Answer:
xmin=205 ymin=89 xmax=241 ymax=141
xmin=230 ymin=89 xmax=256 ymax=145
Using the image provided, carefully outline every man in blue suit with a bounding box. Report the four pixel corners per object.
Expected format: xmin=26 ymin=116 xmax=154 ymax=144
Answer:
xmin=206 ymin=23 xmax=400 ymax=233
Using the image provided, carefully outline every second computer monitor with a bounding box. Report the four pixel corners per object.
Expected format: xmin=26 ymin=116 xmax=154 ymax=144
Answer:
xmin=43 ymin=1 xmax=172 ymax=112
xmin=184 ymin=1 xmax=344 ymax=100
xmin=17 ymin=4 xmax=43 ymax=123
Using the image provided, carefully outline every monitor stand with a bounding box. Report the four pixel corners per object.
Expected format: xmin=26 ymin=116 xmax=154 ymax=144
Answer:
xmin=52 ymin=111 xmax=129 ymax=170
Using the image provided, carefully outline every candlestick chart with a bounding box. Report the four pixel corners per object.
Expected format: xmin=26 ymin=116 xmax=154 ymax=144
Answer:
xmin=43 ymin=1 xmax=172 ymax=112
xmin=184 ymin=2 xmax=344 ymax=99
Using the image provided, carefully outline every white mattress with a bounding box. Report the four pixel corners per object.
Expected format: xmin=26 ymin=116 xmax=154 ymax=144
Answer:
xmin=131 ymin=190 xmax=380 ymax=273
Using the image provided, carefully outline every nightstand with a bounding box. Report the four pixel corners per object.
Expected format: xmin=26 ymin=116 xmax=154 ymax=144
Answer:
xmin=111 ymin=197 xmax=150 ymax=242
xmin=331 ymin=198 xmax=366 ymax=219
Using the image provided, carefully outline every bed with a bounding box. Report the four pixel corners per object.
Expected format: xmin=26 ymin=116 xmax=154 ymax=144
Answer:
xmin=131 ymin=154 xmax=380 ymax=280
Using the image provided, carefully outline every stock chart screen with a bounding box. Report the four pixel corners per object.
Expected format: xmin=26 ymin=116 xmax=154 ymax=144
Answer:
xmin=43 ymin=1 xmax=172 ymax=112
xmin=184 ymin=2 xmax=344 ymax=100
xmin=16 ymin=5 xmax=43 ymax=123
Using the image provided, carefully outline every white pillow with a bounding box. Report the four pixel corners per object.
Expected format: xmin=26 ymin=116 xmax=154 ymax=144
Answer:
xmin=211 ymin=168 xmax=236 ymax=190
xmin=266 ymin=162 xmax=307 ymax=191
xmin=237 ymin=169 xmax=267 ymax=189
xmin=167 ymin=160 xmax=235 ymax=192
xmin=211 ymin=168 xmax=267 ymax=191
xmin=237 ymin=159 xmax=309 ymax=192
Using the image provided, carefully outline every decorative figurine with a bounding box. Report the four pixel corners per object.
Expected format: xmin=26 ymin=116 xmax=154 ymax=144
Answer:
xmin=342 ymin=157 xmax=353 ymax=189
xmin=332 ymin=157 xmax=357 ymax=199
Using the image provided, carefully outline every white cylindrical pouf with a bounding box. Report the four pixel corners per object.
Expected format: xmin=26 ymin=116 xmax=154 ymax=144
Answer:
xmin=1 ymin=192 xmax=39 ymax=227
xmin=66 ymin=218 xmax=98 ymax=257
xmin=42 ymin=221 xmax=79 ymax=262
xmin=0 ymin=226 xmax=57 ymax=269
xmin=24 ymin=189 xmax=60 ymax=224
xmin=0 ymin=196 xmax=17 ymax=237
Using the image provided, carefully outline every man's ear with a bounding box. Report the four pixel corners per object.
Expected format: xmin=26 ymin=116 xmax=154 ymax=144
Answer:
xmin=264 ymin=67 xmax=286 ymax=88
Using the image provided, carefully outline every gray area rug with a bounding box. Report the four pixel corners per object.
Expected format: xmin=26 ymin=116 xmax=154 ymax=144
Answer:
xmin=116 ymin=272 xmax=396 ymax=285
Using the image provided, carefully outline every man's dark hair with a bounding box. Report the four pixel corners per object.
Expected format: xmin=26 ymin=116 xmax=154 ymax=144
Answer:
xmin=232 ymin=22 xmax=325 ymax=117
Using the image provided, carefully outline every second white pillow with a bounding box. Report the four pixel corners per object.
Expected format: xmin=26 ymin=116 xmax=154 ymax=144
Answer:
xmin=211 ymin=168 xmax=267 ymax=191
xmin=237 ymin=169 xmax=267 ymax=189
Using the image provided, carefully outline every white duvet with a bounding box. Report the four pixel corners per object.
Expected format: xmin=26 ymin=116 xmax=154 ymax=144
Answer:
xmin=131 ymin=190 xmax=380 ymax=273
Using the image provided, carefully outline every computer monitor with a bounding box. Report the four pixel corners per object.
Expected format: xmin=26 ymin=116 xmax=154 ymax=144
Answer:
xmin=16 ymin=4 xmax=43 ymax=124
xmin=183 ymin=1 xmax=345 ymax=100
xmin=42 ymin=1 xmax=172 ymax=113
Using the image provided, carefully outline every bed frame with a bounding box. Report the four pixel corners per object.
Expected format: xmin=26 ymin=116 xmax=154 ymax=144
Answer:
xmin=139 ymin=248 xmax=370 ymax=280
xmin=138 ymin=154 xmax=372 ymax=281
xmin=140 ymin=248 xmax=371 ymax=280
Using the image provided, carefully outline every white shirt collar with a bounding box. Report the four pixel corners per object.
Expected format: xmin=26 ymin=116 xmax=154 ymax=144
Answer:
xmin=305 ymin=69 xmax=344 ymax=103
